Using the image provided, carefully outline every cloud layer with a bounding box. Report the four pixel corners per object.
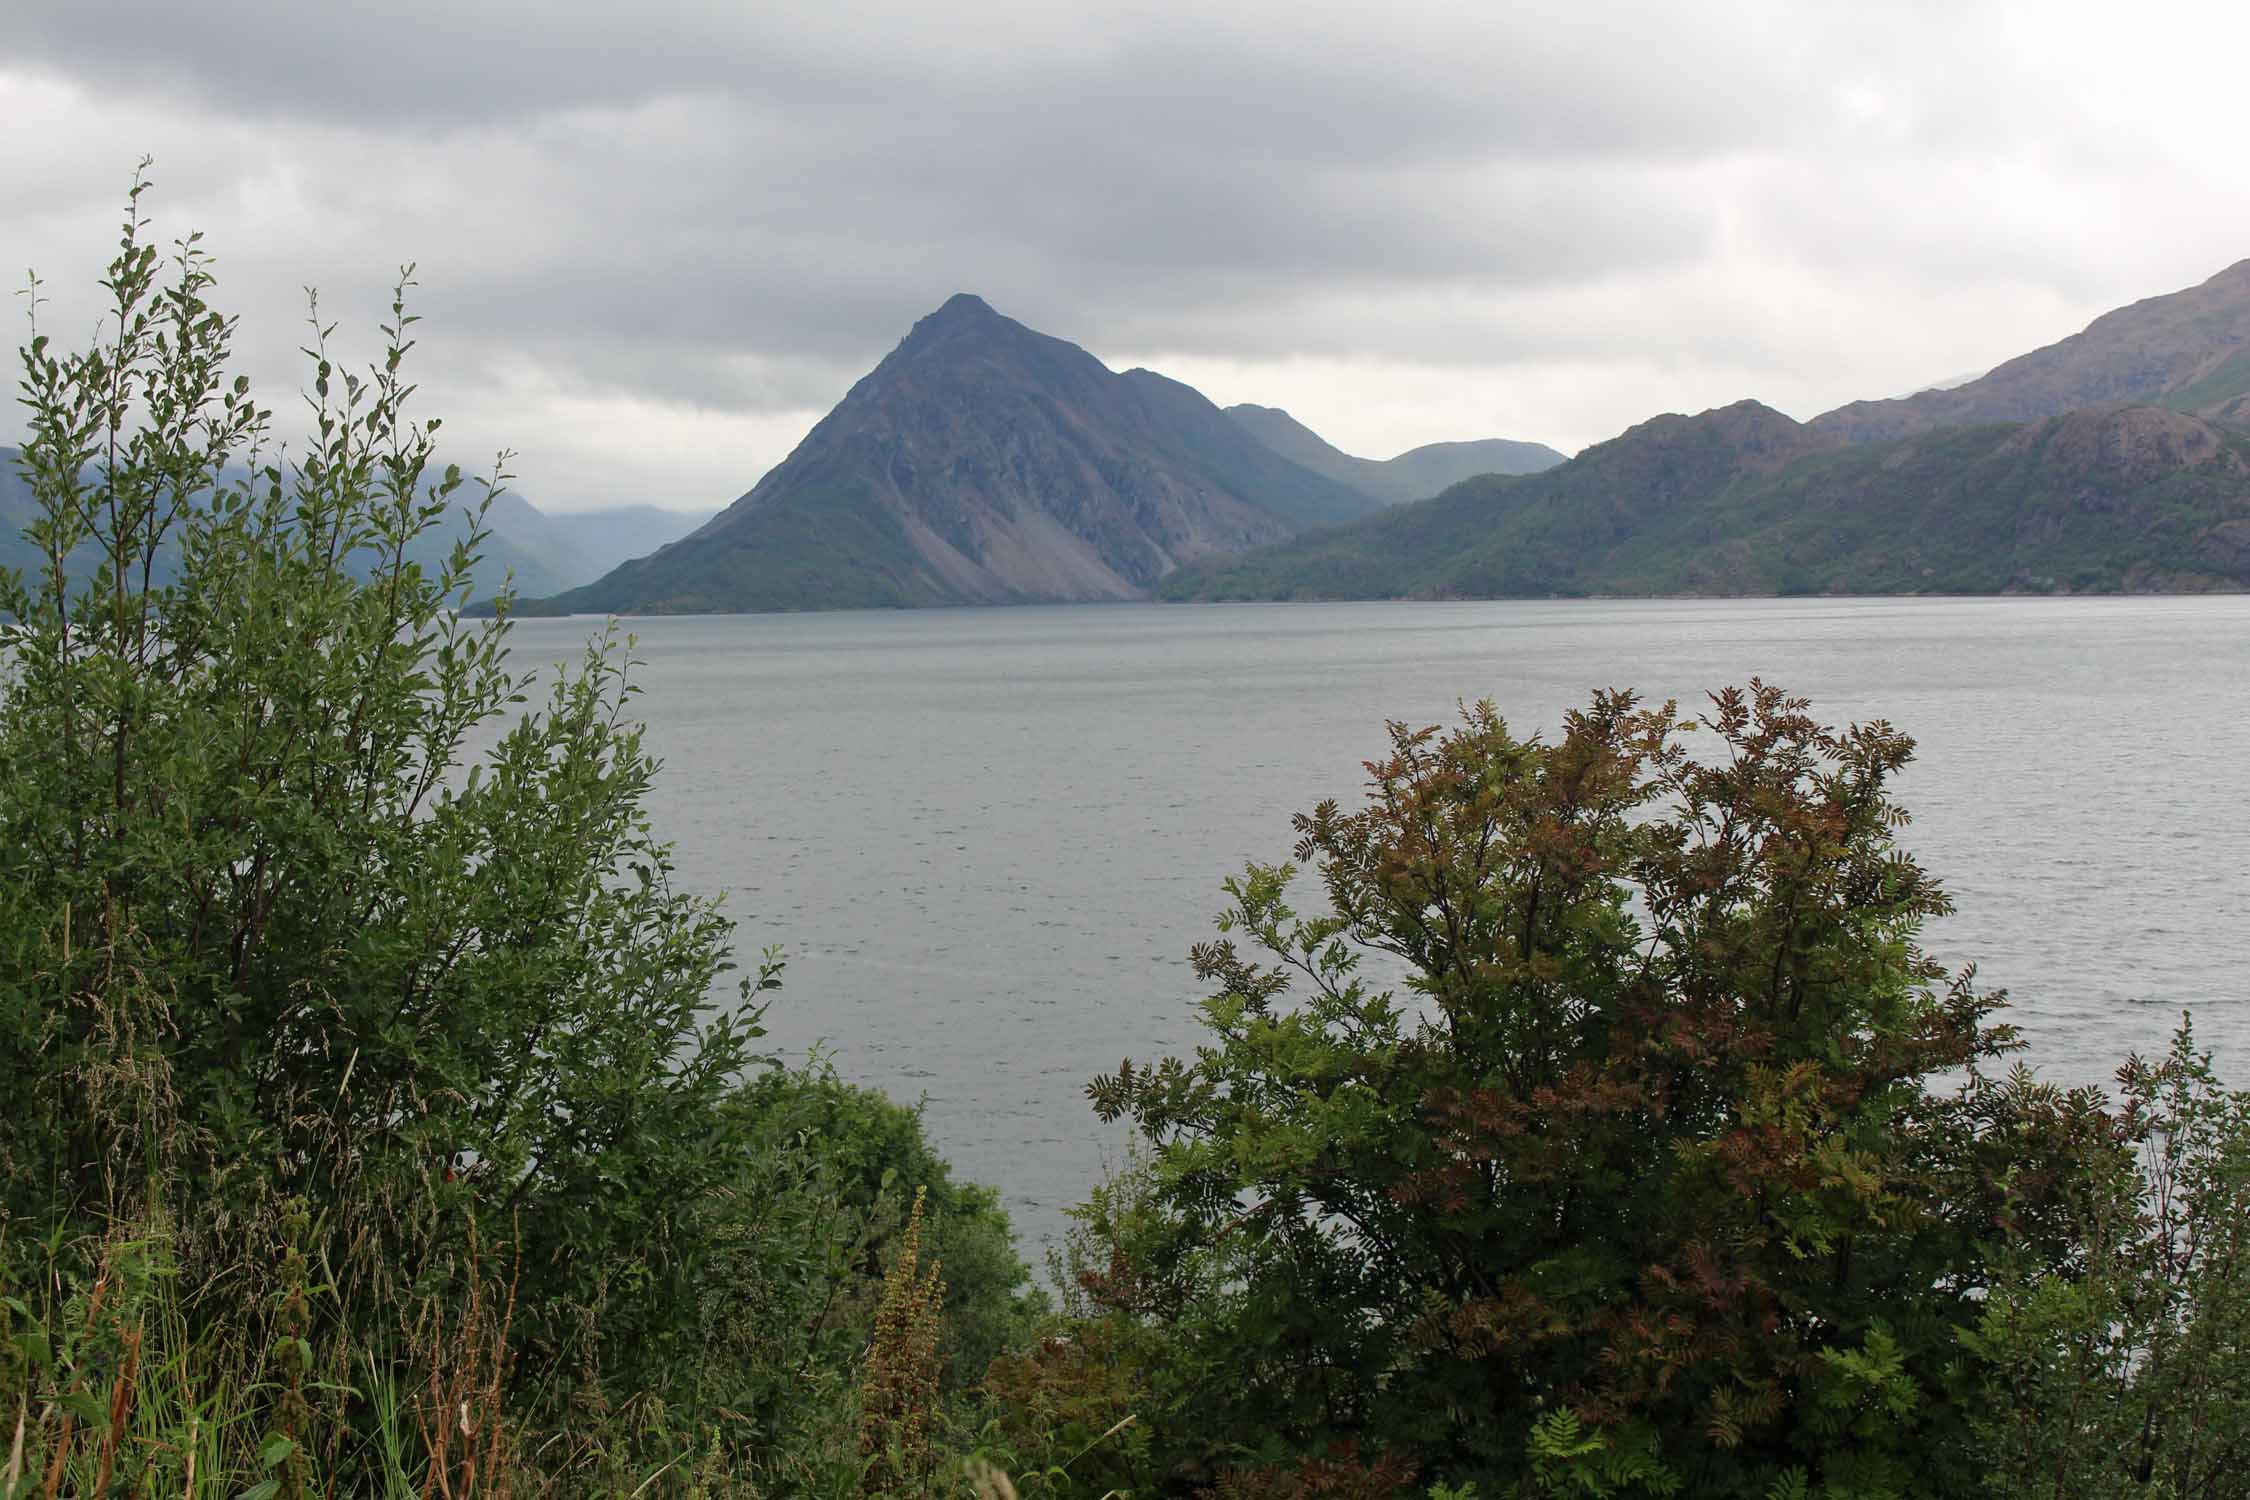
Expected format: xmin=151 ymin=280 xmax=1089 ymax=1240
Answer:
xmin=7 ymin=0 xmax=2248 ymax=509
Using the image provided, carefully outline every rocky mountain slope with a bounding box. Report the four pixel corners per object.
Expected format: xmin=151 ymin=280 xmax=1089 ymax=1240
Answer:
xmin=527 ymin=295 xmax=1380 ymax=613
xmin=1224 ymin=403 xmax=1564 ymax=502
xmin=1812 ymin=258 xmax=2250 ymax=442
xmin=1160 ymin=401 xmax=2250 ymax=600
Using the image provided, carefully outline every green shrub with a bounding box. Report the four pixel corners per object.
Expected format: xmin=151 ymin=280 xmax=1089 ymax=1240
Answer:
xmin=1963 ymin=1019 xmax=2250 ymax=1497
xmin=736 ymin=1066 xmax=1042 ymax=1388
xmin=0 ymin=169 xmax=1029 ymax=1496
xmin=1085 ymin=685 xmax=2097 ymax=1497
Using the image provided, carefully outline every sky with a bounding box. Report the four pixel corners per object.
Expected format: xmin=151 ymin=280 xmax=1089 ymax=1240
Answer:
xmin=6 ymin=0 xmax=2250 ymax=513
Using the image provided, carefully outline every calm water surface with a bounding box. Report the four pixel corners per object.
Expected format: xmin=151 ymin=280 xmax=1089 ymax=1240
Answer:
xmin=507 ymin=598 xmax=2250 ymax=1255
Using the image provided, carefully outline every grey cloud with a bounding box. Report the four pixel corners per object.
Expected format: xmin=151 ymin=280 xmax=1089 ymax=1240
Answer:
xmin=13 ymin=1 xmax=1820 ymax=156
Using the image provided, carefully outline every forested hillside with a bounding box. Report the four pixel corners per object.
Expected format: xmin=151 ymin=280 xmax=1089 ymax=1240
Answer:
xmin=1162 ymin=401 xmax=2250 ymax=599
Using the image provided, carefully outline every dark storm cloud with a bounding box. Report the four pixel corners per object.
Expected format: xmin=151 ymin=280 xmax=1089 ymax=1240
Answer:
xmin=5 ymin=0 xmax=2249 ymax=508
xmin=11 ymin=2 xmax=1808 ymax=153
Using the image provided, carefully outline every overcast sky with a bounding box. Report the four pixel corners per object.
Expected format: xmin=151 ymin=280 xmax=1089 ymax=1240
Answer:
xmin=7 ymin=0 xmax=2249 ymax=512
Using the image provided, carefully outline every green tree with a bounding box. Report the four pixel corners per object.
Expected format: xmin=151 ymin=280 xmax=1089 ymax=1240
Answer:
xmin=1087 ymin=685 xmax=2082 ymax=1498
xmin=0 ymin=172 xmax=1032 ymax=1493
xmin=736 ymin=1066 xmax=1043 ymax=1388
xmin=1964 ymin=1020 xmax=2250 ymax=1498
xmin=1 ymin=164 xmax=763 ymax=1360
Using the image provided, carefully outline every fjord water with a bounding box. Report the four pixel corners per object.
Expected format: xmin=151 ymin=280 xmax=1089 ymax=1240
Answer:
xmin=508 ymin=597 xmax=2250 ymax=1254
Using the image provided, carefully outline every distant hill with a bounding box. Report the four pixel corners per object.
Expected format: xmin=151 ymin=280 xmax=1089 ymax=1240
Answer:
xmin=476 ymin=493 xmax=716 ymax=595
xmin=0 ymin=447 xmax=39 ymax=580
xmin=1160 ymin=401 xmax=2250 ymax=600
xmin=1813 ymin=259 xmax=2250 ymax=442
xmin=525 ymin=294 xmax=1380 ymax=614
xmin=539 ymin=506 xmax=715 ymax=571
xmin=1224 ymin=404 xmax=1564 ymax=503
xmin=1 ymin=445 xmax=706 ymax=600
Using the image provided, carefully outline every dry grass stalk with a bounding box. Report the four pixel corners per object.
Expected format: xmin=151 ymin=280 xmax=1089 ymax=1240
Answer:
xmin=416 ymin=1240 xmax=522 ymax=1500
xmin=858 ymin=1187 xmax=946 ymax=1498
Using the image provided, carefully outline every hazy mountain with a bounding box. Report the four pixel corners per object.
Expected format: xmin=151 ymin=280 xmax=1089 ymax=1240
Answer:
xmin=526 ymin=294 xmax=1379 ymax=613
xmin=0 ymin=447 xmax=38 ymax=581
xmin=1885 ymin=371 xmax=1986 ymax=400
xmin=1226 ymin=403 xmax=1565 ymax=502
xmin=2 ymin=446 xmax=700 ymax=599
xmin=1814 ymin=259 xmax=2250 ymax=442
xmin=476 ymin=491 xmax=599 ymax=596
xmin=539 ymin=506 xmax=715 ymax=570
xmin=477 ymin=493 xmax=717 ymax=595
xmin=1160 ymin=401 xmax=2250 ymax=600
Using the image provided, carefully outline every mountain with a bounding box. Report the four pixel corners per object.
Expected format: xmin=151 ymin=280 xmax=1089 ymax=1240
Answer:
xmin=539 ymin=506 xmax=716 ymax=570
xmin=2 ymin=446 xmax=702 ymax=599
xmin=1813 ymin=259 xmax=2250 ymax=442
xmin=475 ymin=491 xmax=603 ymax=596
xmin=0 ymin=447 xmax=38 ymax=579
xmin=1160 ymin=401 xmax=2250 ymax=600
xmin=1224 ymin=404 xmax=1565 ymax=503
xmin=524 ymin=294 xmax=1381 ymax=614
xmin=478 ymin=493 xmax=716 ymax=595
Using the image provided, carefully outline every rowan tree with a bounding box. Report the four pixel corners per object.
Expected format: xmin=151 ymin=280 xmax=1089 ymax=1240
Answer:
xmin=1090 ymin=684 xmax=2090 ymax=1498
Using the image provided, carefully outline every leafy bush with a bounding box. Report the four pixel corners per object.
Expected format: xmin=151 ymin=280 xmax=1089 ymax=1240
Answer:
xmin=1086 ymin=685 xmax=2093 ymax=1497
xmin=735 ymin=1067 xmax=1043 ymax=1388
xmin=0 ymin=171 xmax=1030 ymax=1495
xmin=1964 ymin=1020 xmax=2250 ymax=1497
xmin=0 ymin=165 xmax=771 ymax=1408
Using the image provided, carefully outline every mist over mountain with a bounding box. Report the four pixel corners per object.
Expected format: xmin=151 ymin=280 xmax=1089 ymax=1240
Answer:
xmin=0 ymin=446 xmax=708 ymax=600
xmin=1813 ymin=259 xmax=2250 ymax=442
xmin=0 ymin=448 xmax=35 ymax=579
xmin=1224 ymin=404 xmax=1564 ymax=503
xmin=541 ymin=506 xmax=717 ymax=570
xmin=477 ymin=493 xmax=717 ymax=596
xmin=527 ymin=295 xmax=1382 ymax=613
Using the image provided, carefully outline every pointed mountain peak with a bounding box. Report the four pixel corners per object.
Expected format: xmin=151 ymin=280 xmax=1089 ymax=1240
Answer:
xmin=932 ymin=291 xmax=998 ymax=319
xmin=889 ymin=293 xmax=1040 ymax=362
xmin=908 ymin=293 xmax=1005 ymax=336
xmin=527 ymin=295 xmax=1381 ymax=613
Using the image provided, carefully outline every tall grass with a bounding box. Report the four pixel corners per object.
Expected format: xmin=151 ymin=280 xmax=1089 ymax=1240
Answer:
xmin=1 ymin=1217 xmax=512 ymax=1499
xmin=0 ymin=1212 xmax=721 ymax=1499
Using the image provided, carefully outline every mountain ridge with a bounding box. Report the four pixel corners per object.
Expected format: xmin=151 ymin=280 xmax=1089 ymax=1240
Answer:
xmin=1812 ymin=258 xmax=2250 ymax=442
xmin=1223 ymin=403 xmax=1564 ymax=502
xmin=1159 ymin=399 xmax=2250 ymax=600
xmin=526 ymin=294 xmax=1382 ymax=614
xmin=32 ymin=254 xmax=2250 ymax=617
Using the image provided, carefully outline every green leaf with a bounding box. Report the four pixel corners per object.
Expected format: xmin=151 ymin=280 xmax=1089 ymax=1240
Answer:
xmin=59 ymin=1389 xmax=108 ymax=1426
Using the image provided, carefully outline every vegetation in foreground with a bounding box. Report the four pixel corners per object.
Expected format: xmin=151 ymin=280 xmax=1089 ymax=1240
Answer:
xmin=4 ymin=178 xmax=2248 ymax=1499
